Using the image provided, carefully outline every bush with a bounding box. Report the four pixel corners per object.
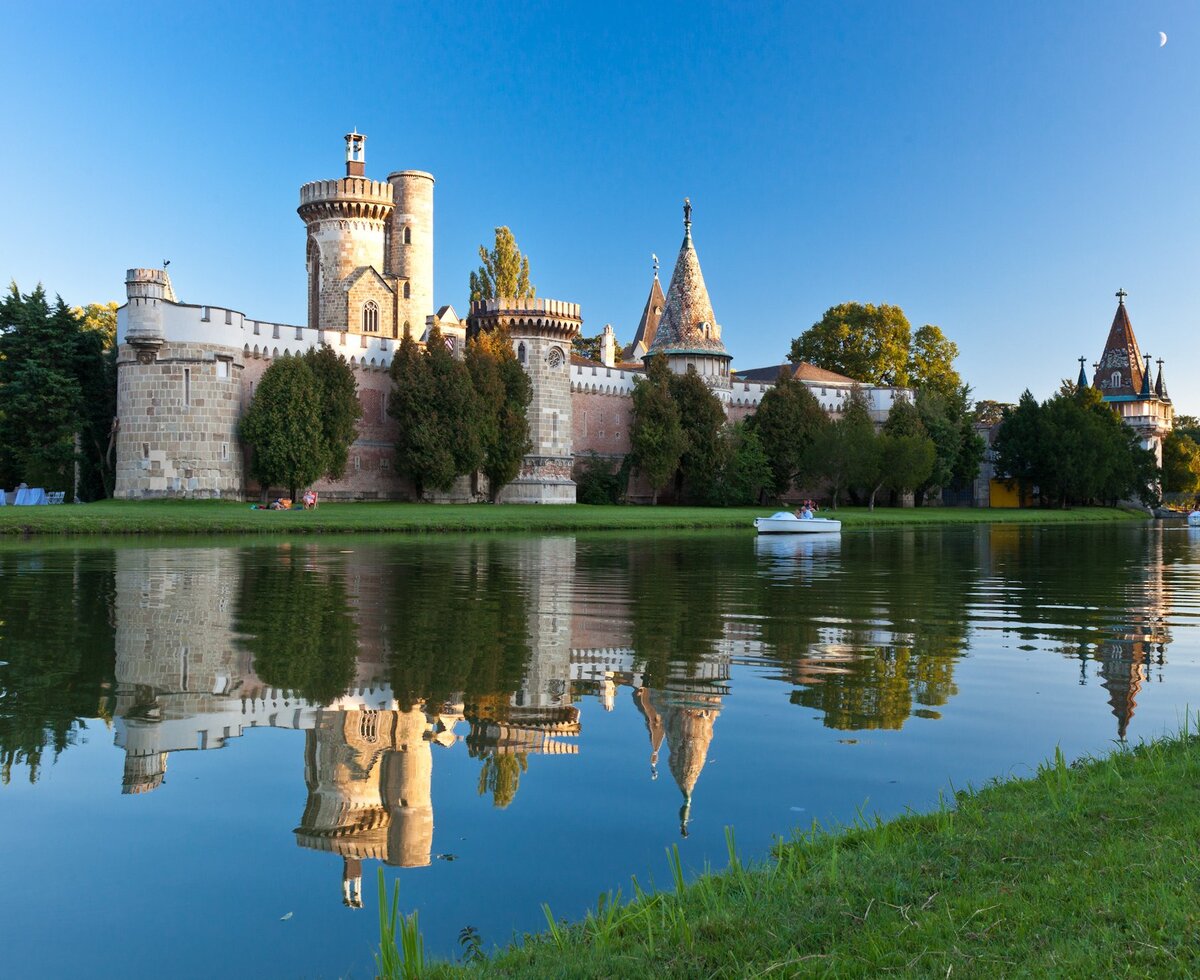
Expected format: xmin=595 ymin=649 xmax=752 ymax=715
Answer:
xmin=575 ymin=452 xmax=627 ymax=505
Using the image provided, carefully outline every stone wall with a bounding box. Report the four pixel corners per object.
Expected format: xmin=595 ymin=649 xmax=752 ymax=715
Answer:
xmin=115 ymin=341 xmax=245 ymax=498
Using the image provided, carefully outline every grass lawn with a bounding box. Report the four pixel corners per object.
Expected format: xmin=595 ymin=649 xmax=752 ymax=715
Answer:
xmin=385 ymin=731 xmax=1200 ymax=977
xmin=0 ymin=500 xmax=1145 ymax=537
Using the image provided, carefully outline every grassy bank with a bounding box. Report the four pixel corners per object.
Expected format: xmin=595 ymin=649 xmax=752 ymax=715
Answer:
xmin=385 ymin=731 xmax=1200 ymax=977
xmin=0 ymin=500 xmax=1144 ymax=537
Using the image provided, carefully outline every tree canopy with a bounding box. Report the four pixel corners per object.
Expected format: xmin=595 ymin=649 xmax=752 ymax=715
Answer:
xmin=240 ymin=355 xmax=326 ymax=499
xmin=789 ymin=303 xmax=912 ymax=386
xmin=907 ymin=324 xmax=962 ymax=397
xmin=1162 ymin=431 xmax=1200 ymax=496
xmin=0 ymin=284 xmax=116 ymax=499
xmin=629 ymin=356 xmax=686 ymax=504
xmin=469 ymin=227 xmax=535 ymax=302
xmin=993 ymin=385 xmax=1158 ymax=507
xmin=467 ymin=327 xmax=533 ymax=501
xmin=389 ymin=326 xmax=484 ymax=496
xmin=668 ymin=367 xmax=727 ymax=503
xmin=747 ymin=367 xmax=829 ymax=498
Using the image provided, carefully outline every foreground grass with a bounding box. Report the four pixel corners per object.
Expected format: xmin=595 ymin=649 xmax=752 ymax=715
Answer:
xmin=0 ymin=500 xmax=1143 ymax=536
xmin=390 ymin=731 xmax=1200 ymax=977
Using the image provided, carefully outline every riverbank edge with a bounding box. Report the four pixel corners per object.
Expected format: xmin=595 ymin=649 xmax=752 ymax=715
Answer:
xmin=395 ymin=729 xmax=1200 ymax=977
xmin=0 ymin=501 xmax=1146 ymax=537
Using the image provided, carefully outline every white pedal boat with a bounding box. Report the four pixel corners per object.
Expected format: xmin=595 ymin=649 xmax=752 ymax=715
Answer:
xmin=753 ymin=511 xmax=842 ymax=534
xmin=1188 ymin=511 xmax=1200 ymax=527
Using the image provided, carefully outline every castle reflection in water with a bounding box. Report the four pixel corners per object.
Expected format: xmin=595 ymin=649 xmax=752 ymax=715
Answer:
xmin=67 ymin=528 xmax=1180 ymax=904
xmin=111 ymin=539 xmax=736 ymax=906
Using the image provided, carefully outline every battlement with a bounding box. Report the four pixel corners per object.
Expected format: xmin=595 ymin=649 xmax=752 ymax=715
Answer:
xmin=298 ymin=178 xmax=395 ymax=222
xmin=470 ymin=297 xmax=582 ymax=321
xmin=126 ymin=268 xmax=178 ymax=302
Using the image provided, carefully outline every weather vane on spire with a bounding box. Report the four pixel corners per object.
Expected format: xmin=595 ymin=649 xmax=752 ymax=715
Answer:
xmin=652 ymin=253 xmax=659 ymax=277
xmin=683 ymin=197 xmax=692 ymax=232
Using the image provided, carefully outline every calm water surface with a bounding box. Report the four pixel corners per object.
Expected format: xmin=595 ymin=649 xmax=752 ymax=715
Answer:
xmin=2 ymin=524 xmax=1199 ymax=977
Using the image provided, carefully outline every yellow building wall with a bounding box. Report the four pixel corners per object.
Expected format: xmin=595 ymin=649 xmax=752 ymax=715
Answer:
xmin=989 ymin=479 xmax=1030 ymax=508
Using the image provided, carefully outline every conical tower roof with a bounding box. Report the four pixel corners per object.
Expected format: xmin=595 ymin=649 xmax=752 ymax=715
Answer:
xmin=646 ymin=200 xmax=729 ymax=358
xmin=625 ymin=268 xmax=666 ymax=360
xmin=1093 ymin=290 xmax=1146 ymax=397
xmin=1155 ymin=360 xmax=1169 ymax=400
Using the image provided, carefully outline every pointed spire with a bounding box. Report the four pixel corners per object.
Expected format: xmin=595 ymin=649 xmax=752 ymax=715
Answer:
xmin=1155 ymin=358 xmax=1168 ymax=400
xmin=647 ymin=199 xmax=729 ymax=358
xmin=1077 ymin=356 xmax=1089 ymax=389
xmin=1095 ymin=290 xmax=1146 ymax=397
xmin=625 ymin=268 xmax=667 ymax=361
xmin=1140 ymin=353 xmax=1152 ymax=398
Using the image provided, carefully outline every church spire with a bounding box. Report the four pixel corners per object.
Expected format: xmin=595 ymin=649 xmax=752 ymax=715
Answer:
xmin=1077 ymin=356 xmax=1089 ymax=389
xmin=1155 ymin=358 xmax=1169 ymax=400
xmin=1140 ymin=353 xmax=1152 ymax=398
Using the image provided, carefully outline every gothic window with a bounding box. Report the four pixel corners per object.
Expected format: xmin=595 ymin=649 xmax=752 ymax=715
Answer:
xmin=403 ymin=226 xmax=412 ymax=245
xmin=403 ymin=281 xmax=411 ymax=299
xmin=518 ymin=342 xmax=526 ymax=365
xmin=548 ymin=347 xmax=564 ymax=369
xmin=1111 ymin=370 xmax=1122 ymax=388
xmin=362 ymin=301 xmax=379 ymax=334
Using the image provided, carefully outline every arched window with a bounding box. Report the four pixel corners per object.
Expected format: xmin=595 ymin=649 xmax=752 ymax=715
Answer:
xmin=403 ymin=226 xmax=412 ymax=245
xmin=517 ymin=342 xmax=526 ymax=365
xmin=548 ymin=347 xmax=564 ymax=369
xmin=403 ymin=281 xmax=411 ymax=299
xmin=1111 ymin=370 xmax=1122 ymax=388
xmin=362 ymin=300 xmax=379 ymax=334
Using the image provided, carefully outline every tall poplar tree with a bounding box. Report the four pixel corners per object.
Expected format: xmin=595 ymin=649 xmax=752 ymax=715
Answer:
xmin=667 ymin=366 xmax=726 ymax=503
xmin=469 ymin=227 xmax=535 ymax=302
xmin=303 ymin=345 xmax=362 ymax=481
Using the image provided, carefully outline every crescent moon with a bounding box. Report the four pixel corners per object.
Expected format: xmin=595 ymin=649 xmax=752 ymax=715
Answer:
xmin=1159 ymin=31 xmax=1168 ymax=47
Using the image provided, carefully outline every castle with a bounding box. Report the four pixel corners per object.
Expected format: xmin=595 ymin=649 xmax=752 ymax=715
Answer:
xmin=114 ymin=132 xmax=909 ymax=503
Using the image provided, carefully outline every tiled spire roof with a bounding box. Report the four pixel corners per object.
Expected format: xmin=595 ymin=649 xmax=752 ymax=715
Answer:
xmin=1154 ymin=359 xmax=1169 ymax=400
xmin=646 ymin=200 xmax=730 ymax=358
xmin=624 ymin=271 xmax=666 ymax=360
xmin=1093 ymin=290 xmax=1146 ymax=397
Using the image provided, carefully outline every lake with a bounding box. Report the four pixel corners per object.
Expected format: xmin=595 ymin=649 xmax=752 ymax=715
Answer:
xmin=1 ymin=523 xmax=1198 ymax=977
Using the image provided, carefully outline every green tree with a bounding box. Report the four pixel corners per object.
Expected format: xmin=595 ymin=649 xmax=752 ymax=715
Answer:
xmin=73 ymin=301 xmax=118 ymax=349
xmin=469 ymin=227 xmax=534 ymax=302
xmin=789 ymin=302 xmax=911 ymax=385
xmin=0 ymin=285 xmax=92 ymax=493
xmin=871 ymin=397 xmax=935 ymax=508
xmin=572 ymin=329 xmax=621 ymax=362
xmin=915 ymin=386 xmax=985 ymax=503
xmin=668 ymin=367 xmax=726 ymax=503
xmin=302 ymin=344 xmax=362 ymax=481
xmin=814 ymin=389 xmax=876 ymax=508
xmin=747 ymin=368 xmax=829 ymax=498
xmin=907 ymin=323 xmax=962 ymax=398
xmin=389 ymin=326 xmax=484 ymax=496
xmin=713 ymin=422 xmax=773 ymax=506
xmin=630 ymin=356 xmax=685 ymax=504
xmin=993 ymin=391 xmax=1043 ymax=502
xmin=973 ymin=399 xmax=1011 ymax=427
xmin=240 ymin=355 xmax=325 ymax=500
xmin=467 ymin=327 xmax=533 ymax=500
xmin=1162 ymin=432 xmax=1200 ymax=495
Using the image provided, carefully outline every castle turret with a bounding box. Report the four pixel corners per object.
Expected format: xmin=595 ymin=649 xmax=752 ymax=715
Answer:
xmin=469 ymin=297 xmax=583 ymax=503
xmin=646 ymin=199 xmax=732 ymax=393
xmin=386 ymin=170 xmax=435 ymax=340
xmin=298 ymin=132 xmax=396 ymax=334
xmin=123 ymin=267 xmax=175 ymax=359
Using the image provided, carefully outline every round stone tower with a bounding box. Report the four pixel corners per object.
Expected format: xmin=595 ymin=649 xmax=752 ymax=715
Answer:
xmin=114 ymin=269 xmax=245 ymax=499
xmin=386 ymin=170 xmax=434 ymax=340
xmin=468 ymin=297 xmax=582 ymax=503
xmin=298 ymin=131 xmax=396 ymax=333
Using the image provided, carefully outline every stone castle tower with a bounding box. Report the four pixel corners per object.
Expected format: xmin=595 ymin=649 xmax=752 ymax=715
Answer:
xmin=469 ymin=298 xmax=582 ymax=503
xmin=115 ymin=268 xmax=245 ymax=498
xmin=298 ymin=131 xmax=434 ymax=341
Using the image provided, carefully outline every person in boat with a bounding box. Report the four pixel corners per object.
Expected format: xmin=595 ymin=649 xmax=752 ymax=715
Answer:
xmin=801 ymin=505 xmax=815 ymax=520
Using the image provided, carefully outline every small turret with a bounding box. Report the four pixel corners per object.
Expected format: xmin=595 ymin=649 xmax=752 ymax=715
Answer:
xmin=1076 ymin=356 xmax=1089 ymax=390
xmin=1155 ymin=359 xmax=1168 ymax=400
xmin=1140 ymin=353 xmax=1152 ymax=398
xmin=123 ymin=267 xmax=177 ymax=358
xmin=600 ymin=323 xmax=616 ymax=367
xmin=345 ymin=130 xmax=366 ymax=177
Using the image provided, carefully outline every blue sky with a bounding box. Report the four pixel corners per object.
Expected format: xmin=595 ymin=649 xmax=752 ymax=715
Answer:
xmin=2 ymin=0 xmax=1197 ymax=414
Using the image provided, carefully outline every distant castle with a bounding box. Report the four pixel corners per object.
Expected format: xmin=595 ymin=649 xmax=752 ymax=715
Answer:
xmin=113 ymin=132 xmax=909 ymax=503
